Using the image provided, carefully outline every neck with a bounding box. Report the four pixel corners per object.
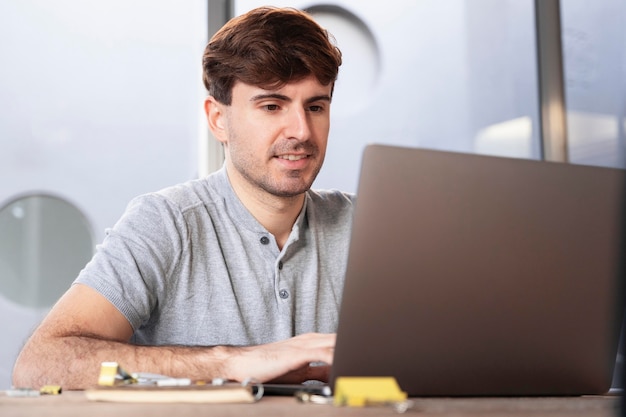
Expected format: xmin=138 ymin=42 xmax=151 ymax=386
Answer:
xmin=226 ymin=166 xmax=305 ymax=250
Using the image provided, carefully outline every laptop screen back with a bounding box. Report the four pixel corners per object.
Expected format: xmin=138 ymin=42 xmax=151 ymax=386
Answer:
xmin=331 ymin=144 xmax=625 ymax=396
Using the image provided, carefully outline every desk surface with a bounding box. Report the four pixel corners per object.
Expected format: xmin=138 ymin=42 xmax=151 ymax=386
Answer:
xmin=0 ymin=391 xmax=620 ymax=417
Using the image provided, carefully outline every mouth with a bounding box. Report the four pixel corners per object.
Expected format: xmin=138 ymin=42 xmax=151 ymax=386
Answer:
xmin=277 ymin=154 xmax=309 ymax=161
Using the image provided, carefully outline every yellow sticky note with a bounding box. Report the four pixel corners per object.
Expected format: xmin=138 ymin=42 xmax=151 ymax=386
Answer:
xmin=333 ymin=376 xmax=407 ymax=407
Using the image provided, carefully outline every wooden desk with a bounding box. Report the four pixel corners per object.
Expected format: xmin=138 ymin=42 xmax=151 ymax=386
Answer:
xmin=0 ymin=391 xmax=620 ymax=417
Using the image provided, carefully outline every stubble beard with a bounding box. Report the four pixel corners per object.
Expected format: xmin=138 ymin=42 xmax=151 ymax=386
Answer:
xmin=224 ymin=115 xmax=325 ymax=198
xmin=238 ymin=152 xmax=323 ymax=198
xmin=228 ymin=141 xmax=324 ymax=199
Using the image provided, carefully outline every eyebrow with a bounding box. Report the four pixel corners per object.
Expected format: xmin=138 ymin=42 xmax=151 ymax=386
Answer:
xmin=250 ymin=93 xmax=332 ymax=104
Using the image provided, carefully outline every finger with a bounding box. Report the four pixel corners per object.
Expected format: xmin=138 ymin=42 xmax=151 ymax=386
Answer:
xmin=269 ymin=363 xmax=331 ymax=384
xmin=293 ymin=332 xmax=336 ymax=346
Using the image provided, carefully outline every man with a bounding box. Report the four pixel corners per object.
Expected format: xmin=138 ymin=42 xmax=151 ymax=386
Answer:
xmin=12 ymin=6 xmax=354 ymax=390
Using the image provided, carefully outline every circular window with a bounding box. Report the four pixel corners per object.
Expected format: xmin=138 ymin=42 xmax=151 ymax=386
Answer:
xmin=0 ymin=194 xmax=94 ymax=309
xmin=306 ymin=5 xmax=381 ymax=117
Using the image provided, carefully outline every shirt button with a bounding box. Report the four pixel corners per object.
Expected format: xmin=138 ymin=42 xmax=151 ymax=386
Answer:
xmin=279 ymin=289 xmax=289 ymax=299
xmin=278 ymin=261 xmax=283 ymax=270
xmin=260 ymin=236 xmax=270 ymax=245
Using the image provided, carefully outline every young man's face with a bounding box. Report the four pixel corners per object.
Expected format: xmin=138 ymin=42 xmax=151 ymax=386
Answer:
xmin=209 ymin=75 xmax=332 ymax=199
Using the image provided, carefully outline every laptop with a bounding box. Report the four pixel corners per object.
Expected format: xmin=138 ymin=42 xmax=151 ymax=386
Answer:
xmin=329 ymin=144 xmax=625 ymax=397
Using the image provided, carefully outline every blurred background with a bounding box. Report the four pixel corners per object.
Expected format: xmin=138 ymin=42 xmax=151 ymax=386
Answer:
xmin=0 ymin=0 xmax=624 ymax=390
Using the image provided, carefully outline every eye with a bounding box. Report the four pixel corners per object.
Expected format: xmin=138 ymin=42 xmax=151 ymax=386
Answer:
xmin=308 ymin=105 xmax=324 ymax=113
xmin=264 ymin=104 xmax=280 ymax=111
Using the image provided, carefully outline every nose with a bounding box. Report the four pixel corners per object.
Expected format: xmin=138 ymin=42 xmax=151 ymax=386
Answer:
xmin=284 ymin=107 xmax=311 ymax=140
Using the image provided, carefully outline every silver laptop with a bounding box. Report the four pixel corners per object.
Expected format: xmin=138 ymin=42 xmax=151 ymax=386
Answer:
xmin=331 ymin=144 xmax=625 ymax=396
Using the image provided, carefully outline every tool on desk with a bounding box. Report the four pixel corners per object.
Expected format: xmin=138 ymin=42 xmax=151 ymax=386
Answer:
xmin=98 ymin=362 xmax=138 ymax=386
xmin=39 ymin=385 xmax=62 ymax=395
xmin=6 ymin=388 xmax=41 ymax=397
xmin=87 ymin=362 xmax=263 ymax=403
xmin=5 ymin=385 xmax=62 ymax=397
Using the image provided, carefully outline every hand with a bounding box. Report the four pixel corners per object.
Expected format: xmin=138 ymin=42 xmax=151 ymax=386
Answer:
xmin=268 ymin=362 xmax=331 ymax=384
xmin=224 ymin=333 xmax=335 ymax=383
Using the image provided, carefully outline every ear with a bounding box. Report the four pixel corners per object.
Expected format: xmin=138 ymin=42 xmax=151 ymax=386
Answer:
xmin=204 ymin=96 xmax=227 ymax=145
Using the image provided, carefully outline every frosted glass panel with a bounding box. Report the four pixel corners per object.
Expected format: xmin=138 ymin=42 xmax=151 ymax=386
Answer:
xmin=0 ymin=0 xmax=207 ymax=241
xmin=561 ymin=0 xmax=626 ymax=168
xmin=236 ymin=0 xmax=541 ymax=193
xmin=0 ymin=0 xmax=207 ymax=390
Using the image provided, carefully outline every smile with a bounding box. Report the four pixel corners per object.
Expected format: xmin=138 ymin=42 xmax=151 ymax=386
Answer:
xmin=277 ymin=154 xmax=308 ymax=161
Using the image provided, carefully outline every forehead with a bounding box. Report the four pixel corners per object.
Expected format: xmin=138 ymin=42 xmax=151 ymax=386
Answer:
xmin=231 ymin=76 xmax=333 ymax=101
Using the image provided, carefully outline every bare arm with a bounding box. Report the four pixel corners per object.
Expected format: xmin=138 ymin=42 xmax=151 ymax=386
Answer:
xmin=12 ymin=284 xmax=335 ymax=390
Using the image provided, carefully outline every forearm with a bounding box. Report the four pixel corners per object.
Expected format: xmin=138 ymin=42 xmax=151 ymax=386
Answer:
xmin=12 ymin=333 xmax=234 ymax=390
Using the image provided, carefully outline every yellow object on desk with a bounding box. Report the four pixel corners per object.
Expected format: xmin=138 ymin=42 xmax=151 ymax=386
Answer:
xmin=40 ymin=385 xmax=62 ymax=395
xmin=97 ymin=362 xmax=138 ymax=386
xmin=333 ymin=377 xmax=407 ymax=407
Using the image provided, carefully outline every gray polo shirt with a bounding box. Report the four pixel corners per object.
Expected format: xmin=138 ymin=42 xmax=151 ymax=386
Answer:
xmin=75 ymin=167 xmax=355 ymax=347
